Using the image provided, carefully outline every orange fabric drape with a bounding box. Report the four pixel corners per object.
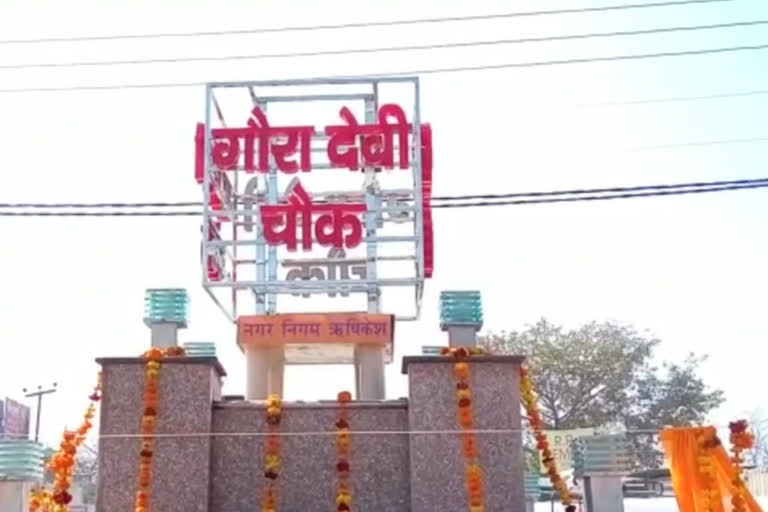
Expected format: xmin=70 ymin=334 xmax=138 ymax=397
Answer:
xmin=661 ymin=427 xmax=764 ymax=512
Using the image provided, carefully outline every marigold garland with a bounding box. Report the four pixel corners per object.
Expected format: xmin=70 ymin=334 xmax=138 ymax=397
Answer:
xmin=695 ymin=428 xmax=722 ymax=512
xmin=29 ymin=372 xmax=103 ymax=512
xmin=261 ymin=393 xmax=282 ymax=512
xmin=729 ymin=419 xmax=755 ymax=512
xmin=520 ymin=365 xmax=575 ymax=512
xmin=134 ymin=345 xmax=185 ymax=512
xmin=443 ymin=347 xmax=486 ymax=512
xmin=335 ymin=391 xmax=353 ymax=512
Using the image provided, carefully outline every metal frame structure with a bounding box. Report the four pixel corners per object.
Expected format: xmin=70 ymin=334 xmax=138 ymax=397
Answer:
xmin=200 ymin=76 xmax=426 ymax=325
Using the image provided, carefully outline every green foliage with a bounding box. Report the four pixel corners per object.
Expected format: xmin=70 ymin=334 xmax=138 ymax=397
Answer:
xmin=480 ymin=318 xmax=725 ymax=469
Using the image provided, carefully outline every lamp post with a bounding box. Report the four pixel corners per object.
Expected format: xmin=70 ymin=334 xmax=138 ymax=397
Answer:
xmin=439 ymin=290 xmax=484 ymax=347
xmin=143 ymin=288 xmax=189 ymax=348
xmin=22 ymin=383 xmax=57 ymax=443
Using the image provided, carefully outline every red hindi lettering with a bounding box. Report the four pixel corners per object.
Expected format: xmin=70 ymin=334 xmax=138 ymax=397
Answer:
xmin=200 ymin=221 xmax=224 ymax=281
xmin=243 ymin=107 xmax=273 ymax=172
xmin=210 ymin=107 xmax=316 ymax=173
xmin=260 ymin=182 xmax=313 ymax=251
xmin=325 ymin=107 xmax=361 ymax=169
xmin=360 ymin=104 xmax=411 ymax=169
xmin=259 ymin=181 xmax=366 ymax=251
xmin=194 ymin=123 xmax=205 ymax=184
xmin=262 ymin=108 xmax=315 ymax=173
xmin=325 ymin=104 xmax=412 ymax=170
xmin=315 ymin=204 xmax=366 ymax=249
xmin=421 ymin=123 xmax=434 ymax=278
xmin=211 ymin=127 xmax=253 ymax=171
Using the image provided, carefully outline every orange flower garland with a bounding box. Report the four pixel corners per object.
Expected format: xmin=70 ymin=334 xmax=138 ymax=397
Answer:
xmin=443 ymin=347 xmax=486 ymax=512
xmin=335 ymin=391 xmax=353 ymax=512
xmin=520 ymin=365 xmax=575 ymax=512
xmin=262 ymin=393 xmax=282 ymax=512
xmin=695 ymin=428 xmax=721 ymax=512
xmin=30 ymin=373 xmax=103 ymax=512
xmin=135 ymin=346 xmax=185 ymax=512
xmin=729 ymin=419 xmax=755 ymax=512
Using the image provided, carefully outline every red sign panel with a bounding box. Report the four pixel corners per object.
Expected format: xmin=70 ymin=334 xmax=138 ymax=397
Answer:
xmin=2 ymin=398 xmax=30 ymax=438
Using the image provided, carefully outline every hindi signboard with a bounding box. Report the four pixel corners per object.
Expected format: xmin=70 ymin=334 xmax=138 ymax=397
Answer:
xmin=237 ymin=312 xmax=395 ymax=365
xmin=539 ymin=428 xmax=596 ymax=472
xmin=237 ymin=313 xmax=394 ymax=347
xmin=195 ymin=77 xmax=432 ymax=323
xmin=1 ymin=398 xmax=31 ymax=439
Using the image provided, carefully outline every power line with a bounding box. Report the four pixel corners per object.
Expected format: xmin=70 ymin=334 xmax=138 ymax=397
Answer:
xmin=432 ymin=177 xmax=768 ymax=201
xmin=0 ymin=0 xmax=730 ymax=45
xmin=1 ymin=43 xmax=765 ymax=94
xmin=432 ymin=182 xmax=768 ymax=208
xmin=0 ymin=201 xmax=202 ymax=209
xmin=3 ymin=177 xmax=765 ymax=209
xmin=626 ymin=137 xmax=768 ymax=151
xmin=578 ymin=88 xmax=768 ymax=107
xmin=4 ymin=20 xmax=765 ymax=71
xmin=0 ymin=179 xmax=765 ymax=216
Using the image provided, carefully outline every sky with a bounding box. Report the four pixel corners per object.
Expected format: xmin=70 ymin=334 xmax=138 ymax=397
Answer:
xmin=0 ymin=0 xmax=766 ymax=446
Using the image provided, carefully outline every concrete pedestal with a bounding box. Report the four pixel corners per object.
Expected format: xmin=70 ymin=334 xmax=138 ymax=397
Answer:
xmin=403 ymin=355 xmax=526 ymax=512
xmin=354 ymin=345 xmax=386 ymax=400
xmin=150 ymin=322 xmax=180 ymax=348
xmin=0 ymin=481 xmax=32 ymax=512
xmin=524 ymin=497 xmax=536 ymax=512
xmin=96 ymin=357 xmax=224 ymax=512
xmin=445 ymin=325 xmax=479 ymax=347
xmin=244 ymin=346 xmax=285 ymax=400
xmin=584 ymin=475 xmax=625 ymax=512
xmin=95 ymin=354 xmax=526 ymax=512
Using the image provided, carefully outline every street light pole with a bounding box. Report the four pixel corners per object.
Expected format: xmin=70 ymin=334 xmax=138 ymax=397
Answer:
xmin=23 ymin=383 xmax=57 ymax=442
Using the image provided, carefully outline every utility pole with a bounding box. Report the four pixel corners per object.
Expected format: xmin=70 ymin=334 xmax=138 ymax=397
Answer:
xmin=23 ymin=383 xmax=57 ymax=442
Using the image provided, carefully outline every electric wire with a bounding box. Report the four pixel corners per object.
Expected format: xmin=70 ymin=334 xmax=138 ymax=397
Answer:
xmin=92 ymin=418 xmax=768 ymax=439
xmin=0 ymin=179 xmax=765 ymax=216
xmin=432 ymin=177 xmax=768 ymax=201
xmin=0 ymin=0 xmax=731 ymax=45
xmin=2 ymin=177 xmax=765 ymax=209
xmin=3 ymin=20 xmax=764 ymax=70
xmin=1 ymin=43 xmax=765 ymax=94
xmin=578 ymin=88 xmax=768 ymax=107
xmin=432 ymin=182 xmax=768 ymax=208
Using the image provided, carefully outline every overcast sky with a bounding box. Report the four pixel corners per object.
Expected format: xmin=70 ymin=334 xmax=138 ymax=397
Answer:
xmin=0 ymin=0 xmax=766 ymax=446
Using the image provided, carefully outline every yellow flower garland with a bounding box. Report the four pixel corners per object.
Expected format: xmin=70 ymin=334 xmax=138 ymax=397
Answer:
xmin=695 ymin=428 xmax=721 ymax=512
xmin=335 ymin=391 xmax=353 ymax=512
xmin=729 ymin=419 xmax=755 ymax=512
xmin=262 ymin=393 xmax=282 ymax=512
xmin=520 ymin=365 xmax=575 ymax=512
xmin=29 ymin=373 xmax=102 ymax=512
xmin=135 ymin=346 xmax=185 ymax=512
xmin=443 ymin=347 xmax=486 ymax=512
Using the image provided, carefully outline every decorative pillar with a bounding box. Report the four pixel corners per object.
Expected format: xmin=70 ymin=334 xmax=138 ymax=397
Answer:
xmin=355 ymin=344 xmax=386 ymax=400
xmin=245 ymin=346 xmax=269 ymax=400
xmin=439 ymin=291 xmax=483 ymax=347
xmin=143 ymin=289 xmax=188 ymax=348
xmin=403 ymin=355 xmax=526 ymax=511
xmin=572 ymin=434 xmax=631 ymax=512
xmin=0 ymin=439 xmax=44 ymax=512
xmin=96 ymin=357 xmax=225 ymax=512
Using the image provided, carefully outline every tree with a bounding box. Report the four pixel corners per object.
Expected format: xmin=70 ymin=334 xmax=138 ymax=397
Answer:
xmin=481 ymin=318 xmax=725 ymax=469
xmin=745 ymin=410 xmax=768 ymax=470
xmin=622 ymin=354 xmax=725 ymax=468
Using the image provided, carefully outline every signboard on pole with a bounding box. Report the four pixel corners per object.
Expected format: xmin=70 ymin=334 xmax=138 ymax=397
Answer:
xmin=195 ymin=78 xmax=432 ymax=323
xmin=1 ymin=398 xmax=31 ymax=439
xmin=540 ymin=428 xmax=596 ymax=472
